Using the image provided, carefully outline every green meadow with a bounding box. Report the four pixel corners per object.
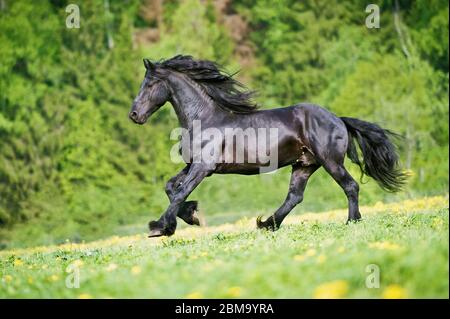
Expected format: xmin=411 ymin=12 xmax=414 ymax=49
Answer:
xmin=1 ymin=196 xmax=448 ymax=298
xmin=0 ymin=0 xmax=448 ymax=249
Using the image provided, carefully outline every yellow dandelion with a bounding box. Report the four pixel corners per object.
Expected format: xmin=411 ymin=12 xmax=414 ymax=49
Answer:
xmin=316 ymin=254 xmax=327 ymax=264
xmin=432 ymin=218 xmax=444 ymax=229
xmin=27 ymin=277 xmax=34 ymax=284
xmin=49 ymin=274 xmax=59 ymax=282
xmin=313 ymin=280 xmax=349 ymax=299
xmin=110 ymin=236 xmax=120 ymax=244
xmin=185 ymin=291 xmax=203 ymax=299
xmin=293 ymin=254 xmax=307 ymax=262
xmin=3 ymin=275 xmax=13 ymax=283
xmin=305 ymin=249 xmax=316 ymax=257
xmin=131 ymin=266 xmax=141 ymax=275
xmin=105 ymin=263 xmax=118 ymax=272
xmin=374 ymin=201 xmax=384 ymax=209
xmin=382 ymin=284 xmax=408 ymax=299
xmin=78 ymin=293 xmax=92 ymax=299
xmin=369 ymin=241 xmax=401 ymax=251
xmin=72 ymin=259 xmax=84 ymax=267
xmin=227 ymin=286 xmax=242 ymax=298
xmin=13 ymin=259 xmax=24 ymax=267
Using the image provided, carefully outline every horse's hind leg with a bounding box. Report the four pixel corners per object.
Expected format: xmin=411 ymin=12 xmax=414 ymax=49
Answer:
xmin=322 ymin=160 xmax=361 ymax=222
xmin=308 ymin=116 xmax=361 ymax=223
xmin=257 ymin=164 xmax=319 ymax=231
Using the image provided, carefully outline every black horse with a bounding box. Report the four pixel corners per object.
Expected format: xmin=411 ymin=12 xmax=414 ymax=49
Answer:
xmin=129 ymin=55 xmax=406 ymax=237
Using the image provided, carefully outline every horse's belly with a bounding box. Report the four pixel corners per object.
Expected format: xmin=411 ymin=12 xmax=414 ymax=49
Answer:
xmin=213 ymin=135 xmax=316 ymax=174
xmin=214 ymin=162 xmax=289 ymax=175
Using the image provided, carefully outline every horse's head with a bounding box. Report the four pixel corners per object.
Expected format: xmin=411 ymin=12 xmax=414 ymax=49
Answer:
xmin=129 ymin=59 xmax=171 ymax=125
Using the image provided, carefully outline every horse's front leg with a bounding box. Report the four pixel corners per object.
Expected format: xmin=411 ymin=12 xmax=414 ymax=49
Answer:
xmin=165 ymin=164 xmax=190 ymax=200
xmin=165 ymin=165 xmax=200 ymax=226
xmin=149 ymin=164 xmax=212 ymax=237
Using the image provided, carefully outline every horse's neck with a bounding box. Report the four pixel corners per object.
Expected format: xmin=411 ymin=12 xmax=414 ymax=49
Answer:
xmin=167 ymin=73 xmax=225 ymax=130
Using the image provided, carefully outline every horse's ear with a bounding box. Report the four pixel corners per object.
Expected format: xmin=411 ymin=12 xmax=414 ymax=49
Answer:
xmin=143 ymin=58 xmax=155 ymax=70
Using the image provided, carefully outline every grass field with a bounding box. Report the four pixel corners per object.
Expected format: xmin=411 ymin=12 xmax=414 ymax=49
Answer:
xmin=0 ymin=195 xmax=448 ymax=299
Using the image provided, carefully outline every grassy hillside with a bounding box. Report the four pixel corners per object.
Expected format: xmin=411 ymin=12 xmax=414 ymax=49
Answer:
xmin=1 ymin=196 xmax=448 ymax=298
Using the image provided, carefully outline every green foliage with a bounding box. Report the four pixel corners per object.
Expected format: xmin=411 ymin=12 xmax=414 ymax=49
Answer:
xmin=0 ymin=0 xmax=448 ymax=248
xmin=0 ymin=1 xmax=63 ymax=225
xmin=143 ymin=0 xmax=234 ymax=64
xmin=235 ymin=0 xmax=357 ymax=104
xmin=0 ymin=0 xmax=172 ymax=246
xmin=407 ymin=0 xmax=449 ymax=72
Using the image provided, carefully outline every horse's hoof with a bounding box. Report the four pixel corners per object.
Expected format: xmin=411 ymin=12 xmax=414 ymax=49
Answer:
xmin=148 ymin=228 xmax=165 ymax=238
xmin=148 ymin=228 xmax=175 ymax=237
xmin=256 ymin=215 xmax=278 ymax=231
xmin=346 ymin=217 xmax=362 ymax=225
xmin=178 ymin=201 xmax=201 ymax=226
xmin=191 ymin=210 xmax=200 ymax=226
xmin=148 ymin=220 xmax=175 ymax=238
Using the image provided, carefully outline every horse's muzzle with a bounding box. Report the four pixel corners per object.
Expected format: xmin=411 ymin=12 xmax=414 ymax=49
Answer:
xmin=129 ymin=111 xmax=138 ymax=120
xmin=129 ymin=110 xmax=146 ymax=125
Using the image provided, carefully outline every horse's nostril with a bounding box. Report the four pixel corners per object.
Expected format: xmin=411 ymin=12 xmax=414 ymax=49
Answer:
xmin=130 ymin=111 xmax=138 ymax=120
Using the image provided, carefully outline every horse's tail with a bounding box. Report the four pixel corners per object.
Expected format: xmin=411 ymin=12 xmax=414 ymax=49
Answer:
xmin=340 ymin=117 xmax=407 ymax=192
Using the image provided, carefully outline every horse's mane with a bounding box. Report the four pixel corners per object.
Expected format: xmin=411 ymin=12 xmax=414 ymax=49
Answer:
xmin=156 ymin=55 xmax=258 ymax=114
